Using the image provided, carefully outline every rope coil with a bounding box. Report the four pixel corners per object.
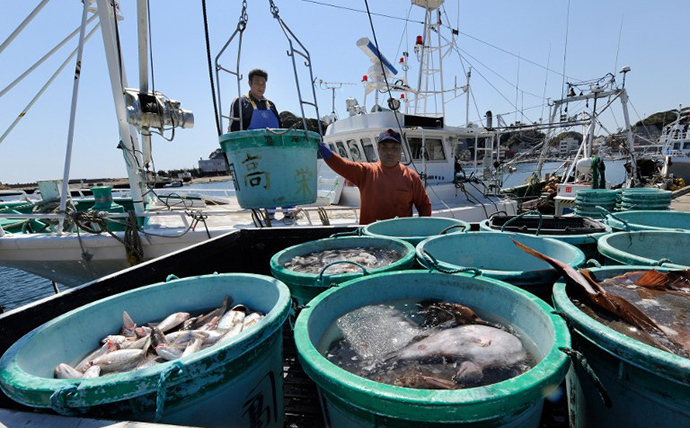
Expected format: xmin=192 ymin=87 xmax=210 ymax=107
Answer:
xmin=154 ymin=361 xmax=185 ymax=422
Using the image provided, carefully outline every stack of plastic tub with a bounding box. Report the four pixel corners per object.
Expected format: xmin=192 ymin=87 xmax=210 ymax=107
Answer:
xmin=617 ymin=188 xmax=671 ymax=211
xmin=574 ymin=190 xmax=617 ymax=218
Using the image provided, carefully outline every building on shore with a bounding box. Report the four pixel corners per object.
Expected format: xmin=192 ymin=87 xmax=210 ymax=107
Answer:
xmin=198 ymin=149 xmax=229 ymax=175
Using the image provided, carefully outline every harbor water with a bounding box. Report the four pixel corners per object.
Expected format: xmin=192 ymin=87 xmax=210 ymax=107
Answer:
xmin=0 ymin=160 xmax=628 ymax=312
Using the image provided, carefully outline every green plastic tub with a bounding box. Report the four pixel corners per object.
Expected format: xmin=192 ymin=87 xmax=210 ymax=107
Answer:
xmin=362 ymin=217 xmax=469 ymax=246
xmin=479 ymin=216 xmax=611 ymax=261
xmin=604 ymin=210 xmax=690 ymax=232
xmin=0 ymin=273 xmax=290 ymax=427
xmin=553 ymin=266 xmax=690 ymax=427
xmin=416 ymin=232 xmax=585 ymax=302
xmin=219 ymin=129 xmax=319 ymax=209
xmin=294 ymin=271 xmax=571 ymax=427
xmin=270 ymin=236 xmax=416 ymax=306
xmin=597 ymin=230 xmax=690 ymax=269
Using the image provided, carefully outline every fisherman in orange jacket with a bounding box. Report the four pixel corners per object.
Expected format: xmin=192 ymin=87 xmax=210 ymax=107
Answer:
xmin=319 ymin=129 xmax=432 ymax=224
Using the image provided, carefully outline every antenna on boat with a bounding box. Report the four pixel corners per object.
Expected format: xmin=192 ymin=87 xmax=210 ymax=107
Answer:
xmin=317 ymin=79 xmax=357 ymax=120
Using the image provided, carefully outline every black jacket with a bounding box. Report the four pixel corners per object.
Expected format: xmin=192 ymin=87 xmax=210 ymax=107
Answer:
xmin=229 ymin=94 xmax=282 ymax=131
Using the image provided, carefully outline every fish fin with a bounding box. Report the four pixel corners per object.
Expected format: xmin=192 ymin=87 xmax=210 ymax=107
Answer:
xmin=634 ymin=269 xmax=671 ymax=289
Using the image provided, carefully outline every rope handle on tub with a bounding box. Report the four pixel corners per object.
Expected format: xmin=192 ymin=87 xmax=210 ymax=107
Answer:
xmin=439 ymin=224 xmax=469 ymax=235
xmin=420 ymin=250 xmax=481 ymax=276
xmin=316 ymin=261 xmax=369 ymax=286
xmin=559 ymin=347 xmax=612 ymax=408
xmin=154 ymin=361 xmax=185 ymax=422
xmin=329 ymin=228 xmax=362 ymax=238
xmin=50 ymin=383 xmax=87 ymax=416
xmin=597 ymin=206 xmax=629 ymax=229
xmin=500 ymin=210 xmax=543 ymax=236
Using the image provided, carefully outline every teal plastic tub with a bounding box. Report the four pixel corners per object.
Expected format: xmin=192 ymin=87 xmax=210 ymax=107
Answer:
xmin=604 ymin=210 xmax=690 ymax=232
xmin=416 ymin=232 xmax=585 ymax=302
xmin=270 ymin=236 xmax=416 ymax=306
xmin=362 ymin=217 xmax=470 ymax=246
xmin=597 ymin=230 xmax=690 ymax=269
xmin=553 ymin=266 xmax=690 ymax=427
xmin=219 ymin=129 xmax=319 ymax=209
xmin=479 ymin=216 xmax=611 ymax=261
xmin=294 ymin=271 xmax=571 ymax=428
xmin=0 ymin=273 xmax=290 ymax=428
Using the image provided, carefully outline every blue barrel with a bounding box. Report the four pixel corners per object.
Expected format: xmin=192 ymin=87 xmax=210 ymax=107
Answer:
xmin=0 ymin=273 xmax=290 ymax=427
xmin=271 ymin=236 xmax=416 ymax=306
xmin=219 ymin=129 xmax=319 ymax=209
xmin=479 ymin=216 xmax=611 ymax=261
xmin=553 ymin=266 xmax=690 ymax=427
xmin=604 ymin=210 xmax=690 ymax=231
xmin=362 ymin=217 xmax=470 ymax=245
xmin=417 ymin=232 xmax=585 ymax=302
xmin=598 ymin=230 xmax=690 ymax=268
xmin=294 ymin=271 xmax=571 ymax=428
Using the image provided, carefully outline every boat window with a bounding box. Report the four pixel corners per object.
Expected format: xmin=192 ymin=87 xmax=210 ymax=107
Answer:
xmin=683 ymin=142 xmax=690 ymax=151
xmin=361 ymin=137 xmax=378 ymax=162
xmin=347 ymin=139 xmax=364 ymax=161
xmin=673 ymin=142 xmax=681 ymax=151
xmin=406 ymin=136 xmax=446 ymax=160
xmin=327 ymin=142 xmax=337 ymax=152
xmin=335 ymin=141 xmax=348 ymax=158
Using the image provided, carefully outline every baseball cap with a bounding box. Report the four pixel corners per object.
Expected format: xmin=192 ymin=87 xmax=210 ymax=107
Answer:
xmin=377 ymin=129 xmax=402 ymax=144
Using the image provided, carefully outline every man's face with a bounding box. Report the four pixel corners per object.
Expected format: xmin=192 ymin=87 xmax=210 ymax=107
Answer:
xmin=249 ymin=76 xmax=266 ymax=99
xmin=377 ymin=141 xmax=401 ymax=167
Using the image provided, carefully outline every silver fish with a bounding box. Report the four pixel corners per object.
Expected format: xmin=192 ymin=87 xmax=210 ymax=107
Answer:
xmin=219 ymin=321 xmax=244 ymax=342
xmin=75 ymin=342 xmax=112 ymax=372
xmin=217 ymin=305 xmax=246 ymax=330
xmin=165 ymin=330 xmax=209 ymax=346
xmin=155 ymin=343 xmax=184 ymax=361
xmin=90 ymin=349 xmax=145 ymax=373
xmin=181 ymin=337 xmax=204 ymax=358
xmin=243 ymin=312 xmax=264 ymax=329
xmin=121 ymin=311 xmax=137 ymax=338
xmin=54 ymin=363 xmax=83 ymax=379
xmin=191 ymin=296 xmax=232 ymax=329
xmin=82 ymin=365 xmax=101 ymax=379
xmin=155 ymin=312 xmax=190 ymax=333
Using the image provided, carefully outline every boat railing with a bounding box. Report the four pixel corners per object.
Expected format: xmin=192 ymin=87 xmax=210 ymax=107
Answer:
xmin=0 ymin=204 xmax=361 ymax=236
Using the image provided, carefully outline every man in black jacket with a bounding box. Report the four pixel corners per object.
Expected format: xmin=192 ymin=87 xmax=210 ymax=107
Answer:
xmin=229 ymin=69 xmax=282 ymax=131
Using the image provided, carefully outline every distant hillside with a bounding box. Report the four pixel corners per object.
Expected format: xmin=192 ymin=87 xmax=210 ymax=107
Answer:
xmin=633 ymin=107 xmax=690 ymax=130
xmin=280 ymin=111 xmax=327 ymax=135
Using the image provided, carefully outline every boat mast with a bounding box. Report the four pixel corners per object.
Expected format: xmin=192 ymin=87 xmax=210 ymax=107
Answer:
xmin=95 ymin=0 xmax=147 ymax=215
xmin=412 ymin=0 xmax=445 ymax=117
xmin=137 ymin=0 xmax=152 ymax=168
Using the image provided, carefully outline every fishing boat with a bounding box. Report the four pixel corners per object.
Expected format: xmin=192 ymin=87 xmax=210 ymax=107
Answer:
xmin=0 ymin=0 xmax=517 ymax=288
xmin=659 ymin=107 xmax=690 ymax=183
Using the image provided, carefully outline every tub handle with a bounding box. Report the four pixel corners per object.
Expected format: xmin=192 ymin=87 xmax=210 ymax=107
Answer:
xmin=420 ymin=250 xmax=481 ymax=276
xmin=585 ymin=259 xmax=602 ymax=268
xmin=329 ymin=228 xmax=362 ymax=238
xmin=165 ymin=274 xmax=180 ymax=282
xmin=439 ymin=224 xmax=469 ymax=235
xmin=655 ymin=257 xmax=674 ymax=266
xmin=155 ymin=361 xmax=185 ymax=422
xmin=500 ymin=210 xmax=543 ymax=236
xmin=559 ymin=346 xmax=612 ymax=408
xmin=597 ymin=207 xmax=629 ymax=229
xmin=316 ymin=261 xmax=369 ymax=286
xmin=50 ymin=383 xmax=87 ymax=416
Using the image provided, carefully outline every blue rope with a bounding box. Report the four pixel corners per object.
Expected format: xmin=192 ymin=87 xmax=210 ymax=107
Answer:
xmin=154 ymin=361 xmax=184 ymax=422
xmin=655 ymin=258 xmax=673 ymax=266
xmin=559 ymin=347 xmax=612 ymax=408
xmin=328 ymin=228 xmax=361 ymax=238
xmin=50 ymin=384 xmax=86 ymax=416
xmin=439 ymin=224 xmax=468 ymax=235
xmin=585 ymin=259 xmax=602 ymax=268
xmin=421 ymin=250 xmax=481 ymax=276
xmin=597 ymin=206 xmax=629 ymax=229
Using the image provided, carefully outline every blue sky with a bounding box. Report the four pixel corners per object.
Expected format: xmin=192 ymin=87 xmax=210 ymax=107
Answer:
xmin=2 ymin=0 xmax=689 ymax=184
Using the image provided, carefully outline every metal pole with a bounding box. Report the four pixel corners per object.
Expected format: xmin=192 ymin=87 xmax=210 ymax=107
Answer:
xmin=137 ymin=0 xmax=152 ymax=167
xmin=58 ymin=0 xmax=91 ymax=232
xmin=620 ymin=88 xmax=639 ymax=186
xmin=436 ymin=9 xmax=445 ymax=118
xmin=0 ymin=14 xmax=98 ymax=98
xmin=0 ymin=0 xmax=51 ymax=55
xmin=96 ymin=0 xmax=147 ymax=215
xmin=465 ymin=68 xmax=471 ymax=126
xmin=0 ymin=25 xmax=100 ymax=145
